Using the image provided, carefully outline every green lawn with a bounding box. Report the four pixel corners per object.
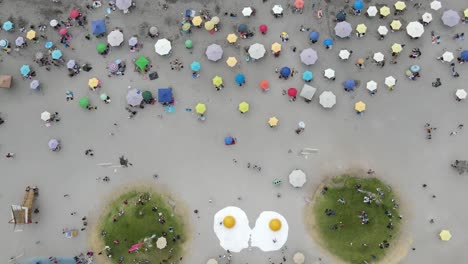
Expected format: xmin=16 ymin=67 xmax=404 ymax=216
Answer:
xmin=97 ymin=189 xmax=187 ymax=263
xmin=313 ymin=175 xmax=401 ymax=264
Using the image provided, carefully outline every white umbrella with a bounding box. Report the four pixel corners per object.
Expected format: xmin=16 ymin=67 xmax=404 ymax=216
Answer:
xmin=50 ymin=19 xmax=58 ymax=27
xmin=116 ymin=0 xmax=132 ymax=11
xmin=385 ymin=76 xmax=396 ymax=87
xmin=442 ymin=10 xmax=460 ymax=27
xmin=334 ymin=21 xmax=352 ymax=38
xmin=272 ymin=5 xmax=283 ymax=14
xmin=205 ymin=44 xmax=223 ymax=61
xmin=207 ymin=259 xmax=218 ymax=264
xmin=422 ymin=12 xmax=433 ymax=23
xmin=324 ymin=68 xmax=335 ymax=79
xmin=339 ymin=49 xmax=351 ymax=60
xmin=293 ymin=252 xmax=305 ymax=264
xmin=242 ymin=7 xmax=253 ymax=17
xmin=107 ymin=30 xmax=124 ymax=46
xmin=366 ymin=80 xmax=377 ymax=91
xmin=299 ymin=84 xmax=317 ymax=100
xmin=298 ymin=121 xmax=306 ymax=129
xmin=128 ymin=36 xmax=138 ymax=46
xmin=406 ymin=21 xmax=425 ymax=38
xmin=456 ymin=89 xmax=467 ymax=100
xmin=373 ymin=52 xmax=384 ymax=62
xmin=319 ymin=91 xmax=336 ymax=108
xmin=156 ymin=237 xmax=167 ymax=249
xmin=248 ymin=43 xmax=266 ymax=60
xmin=154 ymin=38 xmax=172 ymax=55
xmin=442 ymin=51 xmax=454 ymax=62
xmin=41 ymin=111 xmax=51 ymax=121
xmin=367 ymin=6 xmax=378 ymax=17
xmin=430 ymin=1 xmax=441 ymax=11
xmin=289 ymin=169 xmax=307 ymax=188
xmin=66 ymin=60 xmax=76 ymax=69
xmin=377 ymin=25 xmax=388 ymax=35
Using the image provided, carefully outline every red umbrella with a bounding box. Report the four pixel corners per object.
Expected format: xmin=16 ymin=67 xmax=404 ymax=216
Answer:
xmin=259 ymin=24 xmax=268 ymax=34
xmin=294 ymin=0 xmax=305 ymax=9
xmin=288 ymin=88 xmax=298 ymax=97
xmin=59 ymin=28 xmax=68 ymax=36
xmin=69 ymin=9 xmax=80 ymax=19
xmin=259 ymin=80 xmax=269 ymax=90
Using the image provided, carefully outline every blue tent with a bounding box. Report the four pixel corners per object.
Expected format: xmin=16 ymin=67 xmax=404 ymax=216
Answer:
xmin=309 ymin=31 xmax=319 ymax=41
xmin=224 ymin=136 xmax=234 ymax=145
xmin=323 ymin=38 xmax=334 ymax=46
xmin=344 ymin=79 xmax=356 ymax=91
xmin=354 ymin=0 xmax=364 ymax=10
xmin=91 ymin=20 xmax=106 ymax=35
xmin=461 ymin=50 xmax=468 ymax=61
xmin=238 ymin=24 xmax=248 ymax=33
xmin=280 ymin=67 xmax=291 ymax=77
xmin=235 ymin=74 xmax=245 ymax=85
xmin=158 ymin=88 xmax=173 ymax=103
xmin=302 ymin=71 xmax=313 ymax=81
xmin=190 ymin=61 xmax=201 ymax=72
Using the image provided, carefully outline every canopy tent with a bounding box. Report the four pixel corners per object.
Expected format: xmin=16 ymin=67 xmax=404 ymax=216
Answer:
xmin=299 ymin=84 xmax=317 ymax=100
xmin=91 ymin=20 xmax=106 ymax=35
xmin=158 ymin=88 xmax=173 ymax=103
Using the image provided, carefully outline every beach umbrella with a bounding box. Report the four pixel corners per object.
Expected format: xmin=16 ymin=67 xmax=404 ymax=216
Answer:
xmin=365 ymin=81 xmax=377 ymax=92
xmin=190 ymin=61 xmax=201 ymax=72
xmin=41 ymin=111 xmax=51 ymax=121
xmin=126 ymin=89 xmax=143 ymax=106
xmin=100 ymin=93 xmax=108 ymax=101
xmin=339 ymin=49 xmax=351 ymax=60
xmin=344 ymin=80 xmax=356 ymax=91
xmin=334 ymin=21 xmax=352 ymax=38
xmin=45 ymin=41 xmax=53 ymax=49
xmin=394 ymin=1 xmax=406 ymax=11
xmin=69 ymin=9 xmax=80 ymax=18
xmin=373 ymin=52 xmax=384 ymax=62
xmin=300 ymin=48 xmax=318 ymax=65
xmin=26 ymin=30 xmax=36 ymax=40
xmin=293 ymin=252 xmax=305 ymax=264
xmin=88 ymin=78 xmax=100 ymax=88
xmin=259 ymin=24 xmax=268 ymax=34
xmin=288 ymin=88 xmax=298 ymax=97
xmin=268 ymin=117 xmax=279 ymax=127
xmin=142 ymin=91 xmax=152 ymax=102
xmin=302 ymin=71 xmax=313 ymax=81
xmin=116 ymin=0 xmax=132 ymax=10
xmin=390 ymin=20 xmax=402 ymax=30
xmin=442 ymin=10 xmax=460 ymax=27
xmin=238 ymin=101 xmax=249 ymax=113
xmin=406 ymin=21 xmax=424 ymax=38
xmin=207 ymin=259 xmax=218 ymax=264
xmin=356 ymin=24 xmax=367 ymax=33
xmin=2 ymin=21 xmax=13 ymax=31
xmin=182 ymin=23 xmax=191 ymax=32
xmin=149 ymin=26 xmax=159 ymax=35
xmin=367 ymin=6 xmax=378 ymax=17
xmin=461 ymin=50 xmax=468 ymax=61
xmin=323 ymin=38 xmax=333 ymax=46
xmin=294 ymin=0 xmax=305 ymax=9
xmin=20 ymin=65 xmax=31 ymax=76
xmin=158 ymin=88 xmax=173 ymax=103
xmin=380 ymin=6 xmax=390 ymax=17
xmin=391 ymin=43 xmax=403 ymax=53
xmin=155 ymin=38 xmax=172 ymax=55
xmin=192 ymin=16 xmax=203 ymax=26
xmin=319 ymin=91 xmax=336 ymax=108
xmin=91 ymin=20 xmax=106 ymax=35
xmin=439 ymin=230 xmax=452 ymax=241
xmin=30 ymin=80 xmax=40 ymax=90
xmin=156 ymin=237 xmax=167 ymax=249
xmin=309 ymin=31 xmax=319 ymax=41
xmin=48 ymin=139 xmax=59 ymax=150
xmin=107 ymin=30 xmax=124 ymax=46
xmin=385 ymin=76 xmax=396 ymax=87
xmin=128 ymin=37 xmax=138 ymax=46
xmin=79 ymin=97 xmax=90 ymax=108
xmin=108 ymin=63 xmax=118 ymax=72
xmin=442 ymin=51 xmax=454 ymax=62
xmin=324 ymin=68 xmax=335 ymax=80
xmin=96 ymin=43 xmax=107 ymax=53
xmin=0 ymin=39 xmax=8 ymax=48
xmin=204 ymin=21 xmax=215 ymax=31
xmin=354 ymin=0 xmax=364 ymax=10
xmin=66 ymin=60 xmax=76 ymax=69
xmin=195 ymin=103 xmax=206 ymax=114
xmin=237 ymin=24 xmax=248 ymax=33
xmin=59 ymin=28 xmax=68 ymax=36
xmin=336 ymin=11 xmax=346 ymax=21
xmin=135 ymin=56 xmax=149 ymax=71
xmin=212 ymin=76 xmax=223 ymax=86
xmin=224 ymin=136 xmax=234 ymax=145
xmin=456 ymin=89 xmax=467 ymax=100
xmin=205 ymin=44 xmax=223 ymax=61
xmin=465 ymin=8 xmax=468 ymax=18
xmin=128 ymin=243 xmax=144 ymax=253
xmin=422 ymin=12 xmax=433 ymax=23
xmin=235 ymin=74 xmax=245 ymax=85
xmin=410 ymin=65 xmax=421 ymax=73
xmin=272 ymin=5 xmax=283 ymax=14
xmin=280 ymin=67 xmax=291 ymax=78
xmin=259 ymin=80 xmax=269 ymax=91
xmin=35 ymin=52 xmax=43 ymax=60
xmin=185 ymin=39 xmax=193 ymax=49
xmin=50 ymin=19 xmax=58 ymax=27
xmin=378 ymin=25 xmax=389 ymax=35
xmin=248 ymin=43 xmax=266 ymax=60
xmin=242 ymin=7 xmax=253 ymax=17
xmin=300 ymin=84 xmax=317 ymax=100
xmin=430 ymin=1 xmax=441 ymax=11
xmin=51 ymin=50 xmax=62 ymax=60
xmin=355 ymin=101 xmax=366 ymax=113
xmin=211 ymin=16 xmax=220 ymax=25
xmin=289 ymin=169 xmax=306 ymax=188
xmin=227 ymin=33 xmax=238 ymax=43
xmin=271 ymin=42 xmax=282 ymax=53
xmin=15 ymin=37 xmax=24 ymax=46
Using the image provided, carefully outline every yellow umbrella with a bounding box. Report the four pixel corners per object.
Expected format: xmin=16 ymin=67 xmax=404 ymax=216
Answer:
xmin=268 ymin=116 xmax=279 ymax=127
xmin=355 ymin=101 xmax=366 ymax=112
xmin=88 ymin=78 xmax=99 ymax=88
xmin=380 ymin=6 xmax=391 ymax=16
xmin=26 ymin=30 xmax=36 ymax=40
xmin=356 ymin=24 xmax=367 ymax=33
xmin=391 ymin=43 xmax=403 ymax=53
xmin=195 ymin=103 xmax=206 ymax=114
xmin=464 ymin=8 xmax=468 ymax=18
xmin=192 ymin=16 xmax=203 ymax=26
xmin=226 ymin=33 xmax=238 ymax=43
xmin=394 ymin=1 xmax=406 ymax=11
xmin=182 ymin=23 xmax=191 ymax=31
xmin=226 ymin=57 xmax=237 ymax=67
xmin=211 ymin=16 xmax=220 ymax=25
xmin=238 ymin=101 xmax=249 ymax=113
xmin=271 ymin=42 xmax=282 ymax=53
xmin=205 ymin=21 xmax=215 ymax=31
xmin=212 ymin=76 xmax=223 ymax=86
xmin=439 ymin=230 xmax=452 ymax=241
xmin=390 ymin=20 xmax=402 ymax=30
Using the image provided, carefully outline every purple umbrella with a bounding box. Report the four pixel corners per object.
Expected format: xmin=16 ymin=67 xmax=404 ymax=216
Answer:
xmin=441 ymin=10 xmax=460 ymax=27
xmin=300 ymin=48 xmax=318 ymax=65
xmin=48 ymin=139 xmax=59 ymax=150
xmin=334 ymin=21 xmax=352 ymax=38
xmin=205 ymin=44 xmax=223 ymax=62
xmin=108 ymin=63 xmax=118 ymax=72
xmin=15 ymin=36 xmax=25 ymax=46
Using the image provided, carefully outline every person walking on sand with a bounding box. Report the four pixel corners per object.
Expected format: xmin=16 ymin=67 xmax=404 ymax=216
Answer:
xmin=6 ymin=152 xmax=15 ymax=158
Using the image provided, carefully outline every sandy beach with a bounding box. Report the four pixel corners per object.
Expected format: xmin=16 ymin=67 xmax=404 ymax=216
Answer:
xmin=1 ymin=0 xmax=468 ymax=263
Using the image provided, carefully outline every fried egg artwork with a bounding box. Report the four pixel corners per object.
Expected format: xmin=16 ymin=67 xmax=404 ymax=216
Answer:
xmin=213 ymin=206 xmax=251 ymax=252
xmin=250 ymin=211 xmax=289 ymax=251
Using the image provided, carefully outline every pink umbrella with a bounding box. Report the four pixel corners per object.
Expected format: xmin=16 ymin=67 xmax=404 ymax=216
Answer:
xmin=288 ymin=87 xmax=298 ymax=97
xmin=259 ymin=24 xmax=268 ymax=34
xmin=69 ymin=9 xmax=80 ymax=19
xmin=294 ymin=0 xmax=305 ymax=9
xmin=59 ymin=28 xmax=68 ymax=36
xmin=128 ymin=243 xmax=144 ymax=253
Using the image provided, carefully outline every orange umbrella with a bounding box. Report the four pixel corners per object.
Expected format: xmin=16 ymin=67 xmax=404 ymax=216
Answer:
xmin=294 ymin=0 xmax=304 ymax=9
xmin=259 ymin=80 xmax=269 ymax=91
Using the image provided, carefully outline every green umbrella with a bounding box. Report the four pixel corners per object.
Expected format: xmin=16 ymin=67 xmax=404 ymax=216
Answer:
xmin=142 ymin=90 xmax=153 ymax=102
xmin=185 ymin=39 xmax=193 ymax=49
xmin=96 ymin=43 xmax=107 ymax=53
xmin=135 ymin=56 xmax=149 ymax=71
xmin=79 ymin=97 xmax=90 ymax=108
xmin=100 ymin=93 xmax=108 ymax=101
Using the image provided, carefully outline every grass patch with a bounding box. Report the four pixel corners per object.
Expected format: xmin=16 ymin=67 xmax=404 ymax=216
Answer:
xmin=312 ymin=175 xmax=401 ymax=264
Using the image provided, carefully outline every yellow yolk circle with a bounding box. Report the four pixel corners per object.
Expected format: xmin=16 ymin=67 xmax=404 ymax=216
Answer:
xmin=269 ymin=218 xmax=282 ymax=231
xmin=223 ymin=215 xmax=236 ymax=228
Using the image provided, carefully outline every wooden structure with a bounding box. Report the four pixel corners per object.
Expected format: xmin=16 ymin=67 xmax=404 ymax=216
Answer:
xmin=9 ymin=186 xmax=38 ymax=228
xmin=0 ymin=75 xmax=12 ymax=88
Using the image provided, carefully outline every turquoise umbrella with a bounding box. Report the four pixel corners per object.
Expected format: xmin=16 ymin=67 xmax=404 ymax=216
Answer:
xmin=51 ymin=50 xmax=62 ymax=60
xmin=20 ymin=65 xmax=31 ymax=76
xmin=190 ymin=61 xmax=201 ymax=72
xmin=302 ymin=71 xmax=313 ymax=81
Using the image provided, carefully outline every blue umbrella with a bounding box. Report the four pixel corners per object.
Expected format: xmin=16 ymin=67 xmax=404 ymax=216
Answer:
xmin=238 ymin=24 xmax=248 ymax=33
xmin=309 ymin=31 xmax=319 ymax=41
xmin=235 ymin=74 xmax=245 ymax=85
xmin=302 ymin=71 xmax=313 ymax=81
xmin=20 ymin=65 xmax=31 ymax=76
xmin=280 ymin=67 xmax=291 ymax=77
xmin=323 ymin=38 xmax=334 ymax=46
xmin=0 ymin=39 xmax=8 ymax=48
xmin=45 ymin=41 xmax=53 ymax=49
xmin=190 ymin=61 xmax=201 ymax=71
xmin=224 ymin=136 xmax=234 ymax=145
xmin=354 ymin=0 xmax=364 ymax=10
xmin=158 ymin=88 xmax=173 ymax=103
xmin=51 ymin=50 xmax=62 ymax=60
xmin=91 ymin=20 xmax=106 ymax=35
xmin=410 ymin=65 xmax=421 ymax=73
xmin=185 ymin=9 xmax=192 ymax=17
xmin=344 ymin=79 xmax=356 ymax=91
xmin=2 ymin=21 xmax=13 ymax=31
xmin=461 ymin=50 xmax=468 ymax=61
